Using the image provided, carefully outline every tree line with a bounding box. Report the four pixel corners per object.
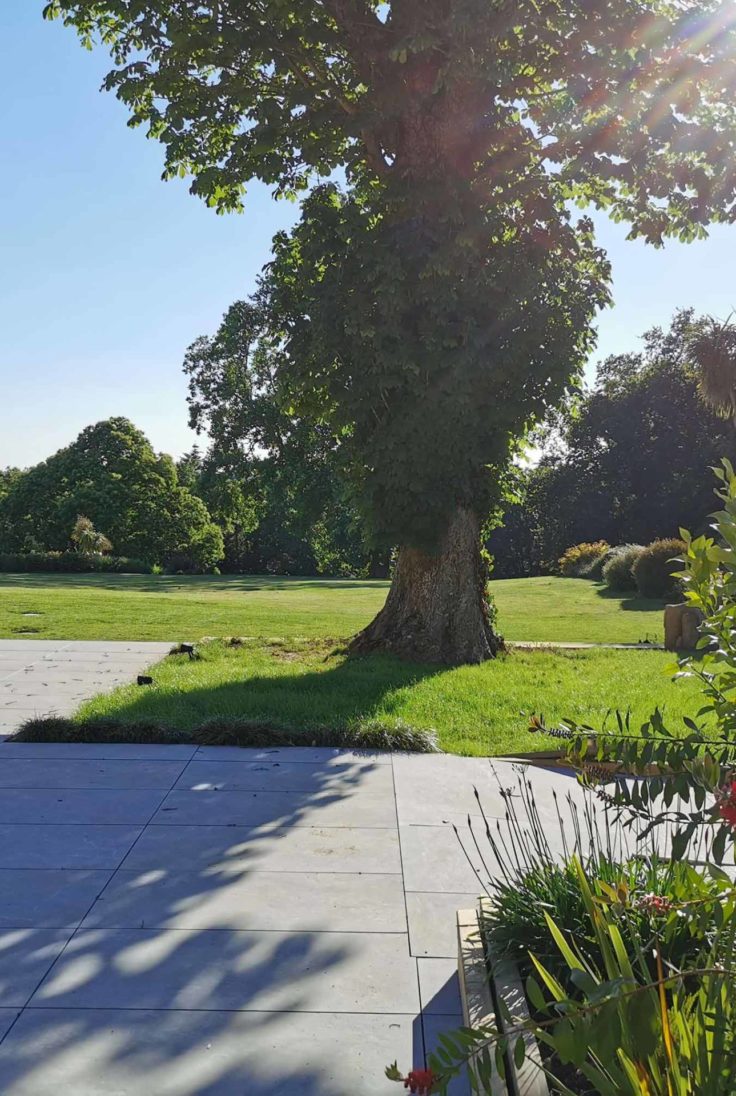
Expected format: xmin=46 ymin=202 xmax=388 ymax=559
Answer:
xmin=1 ymin=309 xmax=731 ymax=579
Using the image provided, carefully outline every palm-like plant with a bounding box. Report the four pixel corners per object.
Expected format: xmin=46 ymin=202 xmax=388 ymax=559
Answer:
xmin=688 ymin=316 xmax=736 ymax=420
xmin=71 ymin=514 xmax=112 ymax=555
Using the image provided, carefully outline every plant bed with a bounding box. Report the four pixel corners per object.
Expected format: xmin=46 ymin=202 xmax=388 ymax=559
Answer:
xmin=457 ymin=906 xmax=549 ymax=1096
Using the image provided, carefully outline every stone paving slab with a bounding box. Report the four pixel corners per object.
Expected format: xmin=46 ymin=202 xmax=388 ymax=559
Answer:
xmin=0 ymin=869 xmax=113 ymax=929
xmin=0 ymin=788 xmax=167 ymax=826
xmin=418 ymin=958 xmax=464 ymax=1016
xmin=82 ymin=870 xmax=406 ymax=933
xmin=121 ymin=822 xmax=403 ymax=874
xmin=0 ymin=930 xmax=73 ymax=1006
xmin=0 ymin=743 xmax=197 ymax=760
xmin=0 ymin=1008 xmax=421 ymax=1095
xmin=152 ymin=786 xmax=397 ymax=828
xmin=400 ymin=824 xmax=488 ymax=893
xmin=30 ymin=927 xmax=420 ymax=1013
xmin=423 ymin=1013 xmax=470 ymax=1096
xmin=192 ymin=745 xmax=394 ymax=764
xmin=407 ymin=891 xmax=481 ymax=958
xmin=0 ymin=758 xmax=187 ymax=789
xmin=175 ymin=758 xmax=394 ymax=794
xmin=0 ymin=744 xmax=550 ymax=1093
xmin=0 ymin=641 xmax=172 ymax=736
xmin=0 ymin=824 xmax=143 ymax=870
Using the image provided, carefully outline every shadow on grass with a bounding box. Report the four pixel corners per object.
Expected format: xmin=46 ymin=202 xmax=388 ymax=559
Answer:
xmin=0 ymin=749 xmax=427 ymax=1091
xmin=593 ymin=583 xmax=667 ymax=614
xmin=81 ymin=652 xmax=447 ymax=736
xmin=0 ymin=573 xmax=389 ymax=595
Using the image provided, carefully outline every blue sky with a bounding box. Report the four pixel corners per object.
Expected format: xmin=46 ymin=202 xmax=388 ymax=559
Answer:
xmin=2 ymin=3 xmax=736 ymax=469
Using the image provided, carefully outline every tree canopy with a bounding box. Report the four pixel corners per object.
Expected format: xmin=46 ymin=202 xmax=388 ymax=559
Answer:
xmin=489 ymin=310 xmax=736 ymax=575
xmin=182 ymin=301 xmax=372 ymax=575
xmin=0 ymin=418 xmax=223 ymax=569
xmin=46 ymin=0 xmax=736 ymax=240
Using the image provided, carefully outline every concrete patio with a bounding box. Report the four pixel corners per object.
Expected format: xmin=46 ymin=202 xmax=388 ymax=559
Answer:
xmin=0 ymin=641 xmax=172 ymax=737
xmin=0 ymin=740 xmax=592 ymax=1095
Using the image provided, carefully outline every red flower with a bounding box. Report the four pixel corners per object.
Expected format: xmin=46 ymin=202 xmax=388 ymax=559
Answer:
xmin=717 ymin=780 xmax=736 ymax=827
xmin=404 ymin=1069 xmax=436 ymax=1094
xmin=635 ymin=893 xmax=674 ymax=916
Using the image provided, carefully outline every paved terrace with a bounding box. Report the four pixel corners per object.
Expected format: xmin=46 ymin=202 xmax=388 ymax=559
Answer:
xmin=0 ymin=741 xmax=594 ymax=1095
xmin=0 ymin=642 xmax=172 ymax=737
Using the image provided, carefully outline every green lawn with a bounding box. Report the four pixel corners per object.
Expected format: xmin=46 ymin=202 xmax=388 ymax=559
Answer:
xmin=0 ymin=572 xmax=666 ymax=644
xmin=3 ymin=572 xmax=694 ymax=755
xmin=76 ymin=638 xmax=701 ymax=756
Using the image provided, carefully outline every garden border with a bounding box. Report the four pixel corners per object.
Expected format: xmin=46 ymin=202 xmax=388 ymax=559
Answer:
xmin=457 ymin=906 xmax=549 ymax=1096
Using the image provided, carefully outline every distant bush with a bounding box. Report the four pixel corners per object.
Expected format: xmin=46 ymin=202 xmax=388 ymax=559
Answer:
xmin=0 ymin=552 xmax=152 ymax=574
xmin=582 ymin=546 xmax=617 ymax=580
xmin=558 ymin=540 xmax=610 ymax=577
xmin=632 ymin=538 xmax=687 ymax=598
xmin=602 ymin=544 xmax=644 ymax=591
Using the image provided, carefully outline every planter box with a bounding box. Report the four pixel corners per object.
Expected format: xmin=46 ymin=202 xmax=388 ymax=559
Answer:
xmin=457 ymin=908 xmax=549 ymax=1096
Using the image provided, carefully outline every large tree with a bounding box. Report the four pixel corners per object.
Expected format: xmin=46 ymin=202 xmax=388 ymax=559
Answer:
xmin=0 ymin=418 xmax=224 ymax=568
xmin=48 ymin=0 xmax=736 ymax=662
xmin=489 ymin=310 xmax=736 ymax=574
xmin=182 ymin=300 xmax=373 ymax=576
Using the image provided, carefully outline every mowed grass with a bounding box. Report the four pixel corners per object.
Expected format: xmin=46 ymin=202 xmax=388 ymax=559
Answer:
xmin=76 ymin=639 xmax=702 ymax=756
xmin=0 ymin=572 xmax=667 ymax=644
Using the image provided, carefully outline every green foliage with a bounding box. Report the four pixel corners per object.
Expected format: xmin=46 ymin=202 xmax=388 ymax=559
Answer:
xmin=70 ymin=515 xmax=112 ymax=555
xmin=558 ymin=541 xmax=610 ymax=578
xmin=603 ymin=544 xmax=644 ymax=592
xmin=0 ymin=552 xmax=152 ymax=574
xmin=258 ymin=180 xmax=607 ymax=551
xmin=537 ymin=463 xmax=736 ymax=864
xmin=0 ymin=467 xmax=24 ymax=505
xmin=689 ymin=315 xmax=736 ymax=419
xmin=13 ymin=712 xmax=439 ymax=753
xmin=424 ymin=854 xmax=736 ymax=1095
xmin=491 ymin=311 xmax=736 ymax=577
xmin=633 ymin=538 xmax=687 ymax=598
xmin=45 ymin=1 xmax=736 ymax=238
xmin=182 ymin=301 xmax=370 ymax=575
xmin=528 ymin=860 xmax=736 ymax=1096
xmin=48 ymin=0 xmax=736 ymax=562
xmin=582 ymin=546 xmax=617 ymax=580
xmin=0 ymin=418 xmax=223 ymax=570
xmin=468 ymin=773 xmax=727 ymax=988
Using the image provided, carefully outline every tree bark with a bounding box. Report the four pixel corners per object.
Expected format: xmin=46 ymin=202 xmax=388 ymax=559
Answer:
xmin=350 ymin=507 xmax=504 ymax=665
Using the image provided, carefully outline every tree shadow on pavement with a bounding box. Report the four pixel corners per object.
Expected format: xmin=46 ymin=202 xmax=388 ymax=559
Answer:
xmin=0 ymin=749 xmax=426 ymax=1093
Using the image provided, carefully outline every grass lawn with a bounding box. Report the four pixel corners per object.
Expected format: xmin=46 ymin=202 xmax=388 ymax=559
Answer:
xmin=75 ymin=638 xmax=702 ymax=756
xmin=0 ymin=572 xmax=667 ymax=644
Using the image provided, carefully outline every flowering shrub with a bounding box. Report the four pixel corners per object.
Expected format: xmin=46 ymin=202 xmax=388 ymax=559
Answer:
xmin=558 ymin=540 xmax=610 ymax=577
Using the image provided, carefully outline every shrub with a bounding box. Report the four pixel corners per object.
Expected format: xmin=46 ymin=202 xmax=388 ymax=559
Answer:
xmin=632 ymin=537 xmax=686 ymax=597
xmin=0 ymin=551 xmax=152 ymax=574
xmin=528 ymin=860 xmax=736 ymax=1096
xmin=602 ymin=544 xmax=644 ymax=591
xmin=581 ymin=545 xmax=617 ymax=579
xmin=458 ymin=771 xmax=725 ymax=986
xmin=558 ymin=540 xmax=609 ymax=577
xmin=70 ymin=515 xmax=113 ymax=555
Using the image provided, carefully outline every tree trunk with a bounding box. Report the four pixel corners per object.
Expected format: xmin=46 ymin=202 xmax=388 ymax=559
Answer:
xmin=350 ymin=507 xmax=503 ymax=665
